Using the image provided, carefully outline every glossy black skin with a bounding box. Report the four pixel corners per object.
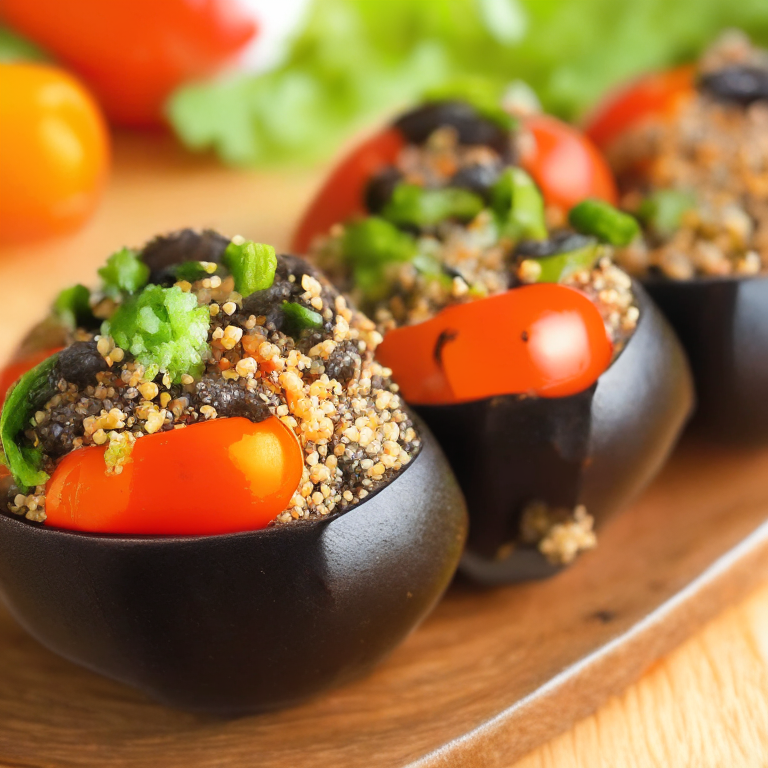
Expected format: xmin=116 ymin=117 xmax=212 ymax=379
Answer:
xmin=699 ymin=65 xmax=768 ymax=106
xmin=644 ymin=275 xmax=768 ymax=444
xmin=0 ymin=425 xmax=467 ymax=713
xmin=416 ymin=282 xmax=693 ymax=585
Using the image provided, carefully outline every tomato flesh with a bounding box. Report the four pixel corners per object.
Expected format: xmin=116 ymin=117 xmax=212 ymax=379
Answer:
xmin=0 ymin=63 xmax=110 ymax=244
xmin=585 ymin=66 xmax=696 ymax=151
xmin=376 ymin=285 xmax=613 ymax=405
xmin=520 ymin=114 xmax=617 ymax=212
xmin=0 ymin=0 xmax=258 ymax=127
xmin=45 ymin=416 xmax=303 ymax=535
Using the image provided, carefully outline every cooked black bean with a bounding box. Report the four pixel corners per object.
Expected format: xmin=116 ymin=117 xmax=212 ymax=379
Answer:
xmin=141 ymin=229 xmax=231 ymax=285
xmin=194 ymin=375 xmax=270 ymax=423
xmin=56 ymin=342 xmax=109 ymax=388
xmin=449 ymin=162 xmax=501 ymax=200
xmin=514 ymin=232 xmax=594 ymax=259
xmin=394 ymin=100 xmax=509 ymax=155
xmin=323 ymin=340 xmax=361 ymax=384
xmin=364 ymin=167 xmax=403 ymax=213
xmin=699 ymin=65 xmax=768 ymax=106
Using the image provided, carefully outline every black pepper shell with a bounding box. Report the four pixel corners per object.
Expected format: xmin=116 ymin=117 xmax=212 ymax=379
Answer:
xmin=0 ymin=420 xmax=467 ymax=713
xmin=699 ymin=65 xmax=768 ymax=107
xmin=643 ymin=274 xmax=768 ymax=443
xmin=414 ymin=282 xmax=693 ymax=585
xmin=393 ymin=100 xmax=511 ymax=157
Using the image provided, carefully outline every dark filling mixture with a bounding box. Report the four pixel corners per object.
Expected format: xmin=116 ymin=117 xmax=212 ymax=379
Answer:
xmin=1 ymin=231 xmax=420 ymax=524
xmin=311 ymin=99 xmax=639 ymax=356
xmin=609 ymin=32 xmax=768 ymax=280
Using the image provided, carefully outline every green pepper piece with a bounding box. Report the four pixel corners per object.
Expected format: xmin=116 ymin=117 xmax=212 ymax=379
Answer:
xmin=223 ymin=240 xmax=277 ymax=297
xmin=637 ymin=189 xmax=697 ymax=238
xmin=492 ymin=167 xmax=548 ymax=241
xmin=0 ymin=353 xmax=59 ymax=490
xmin=526 ymin=241 xmax=601 ymax=284
xmin=568 ymin=199 xmax=640 ymax=246
xmin=282 ymin=301 xmax=323 ymax=336
xmin=381 ymin=184 xmax=484 ymax=228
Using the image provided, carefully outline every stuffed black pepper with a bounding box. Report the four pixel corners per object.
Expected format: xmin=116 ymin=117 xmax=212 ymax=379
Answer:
xmin=296 ymin=98 xmax=693 ymax=584
xmin=587 ymin=32 xmax=768 ymax=442
xmin=0 ymin=230 xmax=467 ymax=712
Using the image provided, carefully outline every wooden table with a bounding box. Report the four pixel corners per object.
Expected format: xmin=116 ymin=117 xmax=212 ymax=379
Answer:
xmin=1 ymin=132 xmax=767 ymax=767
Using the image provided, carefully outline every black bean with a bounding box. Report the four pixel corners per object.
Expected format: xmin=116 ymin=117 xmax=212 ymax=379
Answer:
xmin=394 ymin=100 xmax=510 ymax=155
xmin=449 ymin=162 xmax=502 ymax=200
xmin=364 ymin=167 xmax=403 ymax=213
xmin=193 ymin=376 xmax=270 ymax=423
xmin=514 ymin=232 xmax=594 ymax=259
xmin=324 ymin=340 xmax=361 ymax=385
xmin=141 ymin=229 xmax=231 ymax=285
xmin=56 ymin=341 xmax=109 ymax=388
xmin=699 ymin=65 xmax=768 ymax=107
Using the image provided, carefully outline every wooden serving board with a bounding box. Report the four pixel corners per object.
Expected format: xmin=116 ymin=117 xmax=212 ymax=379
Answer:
xmin=1 ymin=132 xmax=767 ymax=767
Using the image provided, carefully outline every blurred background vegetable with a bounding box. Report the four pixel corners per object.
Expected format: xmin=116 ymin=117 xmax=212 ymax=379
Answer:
xmin=2 ymin=0 xmax=768 ymax=168
xmin=0 ymin=62 xmax=109 ymax=244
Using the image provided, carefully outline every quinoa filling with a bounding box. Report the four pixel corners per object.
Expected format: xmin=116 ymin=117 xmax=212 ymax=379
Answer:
xmin=1 ymin=231 xmax=421 ymax=525
xmin=609 ymin=31 xmax=768 ymax=280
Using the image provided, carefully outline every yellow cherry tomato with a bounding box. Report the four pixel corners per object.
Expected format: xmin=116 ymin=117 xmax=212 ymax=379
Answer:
xmin=0 ymin=62 xmax=110 ymax=244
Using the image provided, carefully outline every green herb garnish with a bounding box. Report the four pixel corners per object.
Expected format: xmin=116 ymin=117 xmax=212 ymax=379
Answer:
xmin=103 ymin=285 xmax=210 ymax=383
xmin=282 ymin=301 xmax=323 ymax=336
xmin=98 ymin=247 xmax=150 ymax=298
xmin=53 ymin=284 xmax=93 ymax=331
xmin=492 ymin=167 xmax=547 ymax=241
xmin=223 ymin=240 xmax=277 ymax=297
xmin=636 ymin=189 xmax=697 ymax=238
xmin=0 ymin=354 xmax=59 ymax=490
xmin=569 ymin=199 xmax=640 ymax=246
xmin=171 ymin=261 xmax=217 ymax=283
xmin=382 ymin=183 xmax=485 ymax=228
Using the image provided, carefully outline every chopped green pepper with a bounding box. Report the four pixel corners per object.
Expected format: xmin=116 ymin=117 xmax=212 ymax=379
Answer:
xmin=492 ymin=167 xmax=548 ymax=241
xmin=223 ymin=240 xmax=277 ymax=297
xmin=637 ymin=189 xmax=697 ymax=238
xmin=282 ymin=301 xmax=323 ymax=336
xmin=525 ymin=241 xmax=601 ymax=284
xmin=381 ymin=184 xmax=484 ymax=228
xmin=568 ymin=199 xmax=640 ymax=246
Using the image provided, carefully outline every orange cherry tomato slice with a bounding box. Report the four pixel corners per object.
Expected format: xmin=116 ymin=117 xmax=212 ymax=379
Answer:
xmin=520 ymin=114 xmax=617 ymax=212
xmin=45 ymin=416 xmax=303 ymax=535
xmin=0 ymin=63 xmax=110 ymax=244
xmin=0 ymin=0 xmax=258 ymax=127
xmin=376 ymin=285 xmax=612 ymax=405
xmin=0 ymin=347 xmax=64 ymax=410
xmin=585 ymin=65 xmax=696 ymax=152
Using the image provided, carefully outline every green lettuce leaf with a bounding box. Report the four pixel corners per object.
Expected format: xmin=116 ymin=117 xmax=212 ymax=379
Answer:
xmin=0 ymin=353 xmax=59 ymax=490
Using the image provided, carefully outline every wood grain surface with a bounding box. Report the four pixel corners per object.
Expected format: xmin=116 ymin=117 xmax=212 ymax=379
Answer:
xmin=0 ymin=132 xmax=767 ymax=768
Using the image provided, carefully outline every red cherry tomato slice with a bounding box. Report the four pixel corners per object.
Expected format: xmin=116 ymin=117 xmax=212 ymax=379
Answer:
xmin=585 ymin=66 xmax=696 ymax=152
xmin=293 ymin=128 xmax=405 ymax=254
xmin=520 ymin=114 xmax=617 ymax=212
xmin=0 ymin=0 xmax=258 ymax=127
xmin=45 ymin=416 xmax=303 ymax=535
xmin=292 ymin=114 xmax=616 ymax=252
xmin=376 ymin=285 xmax=612 ymax=405
xmin=0 ymin=347 xmax=64 ymax=410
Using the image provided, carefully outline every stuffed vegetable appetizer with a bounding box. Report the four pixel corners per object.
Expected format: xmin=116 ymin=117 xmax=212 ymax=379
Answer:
xmin=587 ymin=31 xmax=768 ymax=442
xmin=0 ymin=229 xmax=467 ymax=712
xmin=297 ymin=102 xmax=693 ymax=584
